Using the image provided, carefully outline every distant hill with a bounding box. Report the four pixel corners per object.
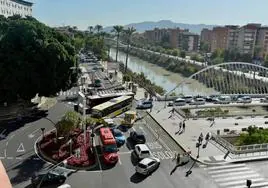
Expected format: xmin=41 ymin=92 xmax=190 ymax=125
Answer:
xmin=103 ymin=20 xmax=219 ymax=34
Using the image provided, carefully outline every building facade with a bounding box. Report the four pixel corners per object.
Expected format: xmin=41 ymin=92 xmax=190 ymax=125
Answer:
xmin=179 ymin=32 xmax=199 ymax=51
xmin=237 ymin=24 xmax=260 ymax=56
xmin=226 ymin=25 xmax=239 ymax=50
xmin=0 ymin=0 xmax=33 ymax=17
xmin=211 ymin=27 xmax=229 ymax=52
xmin=200 ymin=28 xmax=213 ymax=50
xmin=256 ymin=27 xmax=268 ymax=58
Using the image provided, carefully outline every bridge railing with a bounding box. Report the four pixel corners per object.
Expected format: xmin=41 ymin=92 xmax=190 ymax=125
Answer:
xmin=211 ymin=133 xmax=268 ymax=158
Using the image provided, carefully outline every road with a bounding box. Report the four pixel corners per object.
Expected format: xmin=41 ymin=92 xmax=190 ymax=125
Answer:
xmin=2 ymin=95 xmax=268 ymax=188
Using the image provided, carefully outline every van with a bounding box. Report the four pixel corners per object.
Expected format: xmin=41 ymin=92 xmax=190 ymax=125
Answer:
xmin=57 ymin=184 xmax=71 ymax=188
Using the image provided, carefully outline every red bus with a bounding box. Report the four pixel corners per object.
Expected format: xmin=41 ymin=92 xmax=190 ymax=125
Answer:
xmin=99 ymin=128 xmax=119 ymax=164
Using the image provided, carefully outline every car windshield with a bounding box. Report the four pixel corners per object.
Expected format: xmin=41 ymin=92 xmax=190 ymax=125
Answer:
xmin=136 ymin=135 xmax=145 ymax=139
xmin=138 ymin=163 xmax=147 ymax=169
xmin=103 ymin=144 xmax=117 ymax=152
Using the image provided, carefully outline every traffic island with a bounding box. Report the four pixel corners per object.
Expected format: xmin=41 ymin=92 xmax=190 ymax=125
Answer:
xmin=36 ymin=128 xmax=97 ymax=170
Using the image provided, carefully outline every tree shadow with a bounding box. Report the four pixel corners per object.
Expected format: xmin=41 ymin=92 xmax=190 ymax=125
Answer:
xmin=0 ymin=109 xmax=48 ymax=139
xmin=9 ymin=154 xmax=47 ymax=186
xmin=130 ymin=172 xmax=147 ymax=183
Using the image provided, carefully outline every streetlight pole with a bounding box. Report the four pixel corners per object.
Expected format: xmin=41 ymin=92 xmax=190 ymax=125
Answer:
xmin=43 ymin=117 xmax=58 ymax=142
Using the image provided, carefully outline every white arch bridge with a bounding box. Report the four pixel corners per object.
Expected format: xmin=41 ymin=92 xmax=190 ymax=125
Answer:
xmin=167 ymin=62 xmax=268 ymax=97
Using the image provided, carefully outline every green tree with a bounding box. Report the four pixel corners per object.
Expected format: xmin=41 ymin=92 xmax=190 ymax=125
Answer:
xmin=123 ymin=26 xmax=136 ymax=73
xmin=200 ymin=41 xmax=210 ymax=53
xmin=88 ymin=26 xmax=94 ymax=33
xmin=0 ymin=17 xmax=78 ymax=103
xmin=62 ymin=111 xmax=81 ymax=128
xmin=180 ymin=51 xmax=186 ymax=58
xmin=112 ymin=25 xmax=124 ymax=62
xmin=94 ymin=24 xmax=103 ymax=34
xmin=56 ymin=119 xmax=76 ymax=140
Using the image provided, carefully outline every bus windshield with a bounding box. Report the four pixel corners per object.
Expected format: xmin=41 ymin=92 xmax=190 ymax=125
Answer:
xmin=103 ymin=144 xmax=118 ymax=153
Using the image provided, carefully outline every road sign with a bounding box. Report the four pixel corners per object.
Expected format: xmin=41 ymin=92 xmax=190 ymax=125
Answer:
xmin=17 ymin=143 xmax=25 ymax=153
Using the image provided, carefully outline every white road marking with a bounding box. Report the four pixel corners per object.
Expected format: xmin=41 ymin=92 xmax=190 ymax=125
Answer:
xmin=151 ymin=151 xmax=176 ymax=160
xmin=0 ymin=157 xmax=5 ymax=159
xmin=7 ymin=157 xmax=14 ymax=160
xmin=118 ymin=157 xmax=122 ymax=165
xmin=10 ymin=134 xmax=15 ymax=139
xmin=17 ymin=143 xmax=25 ymax=153
xmin=5 ymin=142 xmax=8 ymax=146
xmin=0 ymin=129 xmax=6 ymax=138
xmin=4 ymin=149 xmax=6 ymax=157
xmin=15 ymin=157 xmax=23 ymax=160
xmin=138 ymin=126 xmax=147 ymax=135
xmin=28 ymin=129 xmax=40 ymax=138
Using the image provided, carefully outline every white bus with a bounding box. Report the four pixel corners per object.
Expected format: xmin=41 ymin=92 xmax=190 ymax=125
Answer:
xmin=91 ymin=95 xmax=133 ymax=118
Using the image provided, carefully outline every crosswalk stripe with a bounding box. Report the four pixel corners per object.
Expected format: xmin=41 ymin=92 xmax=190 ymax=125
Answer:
xmin=208 ymin=167 xmax=250 ymax=174
xmin=211 ymin=170 xmax=256 ymax=178
xmin=219 ymin=178 xmax=264 ymax=187
xmin=230 ymin=182 xmax=268 ymax=188
xmin=215 ymin=173 xmax=260 ymax=182
xmin=205 ymin=163 xmax=245 ymax=171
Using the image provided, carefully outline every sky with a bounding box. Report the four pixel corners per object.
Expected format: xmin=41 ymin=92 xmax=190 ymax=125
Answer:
xmin=31 ymin=0 xmax=268 ymax=30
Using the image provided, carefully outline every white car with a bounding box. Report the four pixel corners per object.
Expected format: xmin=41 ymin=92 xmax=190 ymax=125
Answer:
xmin=189 ymin=98 xmax=205 ymax=105
xmin=134 ymin=144 xmax=152 ymax=160
xmin=168 ymin=98 xmax=186 ymax=106
xmin=183 ymin=95 xmax=193 ymax=103
xmin=135 ymin=157 xmax=160 ymax=175
xmin=237 ymin=96 xmax=252 ymax=103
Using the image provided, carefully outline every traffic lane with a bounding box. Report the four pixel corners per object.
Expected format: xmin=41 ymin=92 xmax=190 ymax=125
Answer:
xmin=248 ymin=160 xmax=268 ymax=179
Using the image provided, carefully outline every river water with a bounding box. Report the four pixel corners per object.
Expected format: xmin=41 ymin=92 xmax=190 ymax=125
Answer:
xmin=109 ymin=48 xmax=216 ymax=96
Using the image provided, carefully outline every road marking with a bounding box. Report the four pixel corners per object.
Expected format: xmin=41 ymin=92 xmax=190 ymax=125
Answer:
xmin=147 ymin=142 xmax=163 ymax=150
xmin=0 ymin=129 xmax=6 ymax=138
xmin=28 ymin=129 xmax=40 ymax=138
xmin=138 ymin=126 xmax=147 ymax=135
xmin=7 ymin=157 xmax=13 ymax=160
xmin=5 ymin=142 xmax=8 ymax=146
xmin=10 ymin=135 xmax=15 ymax=139
xmin=15 ymin=157 xmax=23 ymax=160
xmin=118 ymin=157 xmax=122 ymax=165
xmin=151 ymin=151 xmax=176 ymax=160
xmin=17 ymin=143 xmax=25 ymax=153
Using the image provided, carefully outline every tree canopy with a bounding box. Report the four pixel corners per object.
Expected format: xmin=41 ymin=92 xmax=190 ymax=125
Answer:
xmin=0 ymin=16 xmax=78 ymax=103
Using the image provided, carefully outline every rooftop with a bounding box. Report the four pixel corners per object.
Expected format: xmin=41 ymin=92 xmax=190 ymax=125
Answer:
xmin=10 ymin=0 xmax=33 ymax=6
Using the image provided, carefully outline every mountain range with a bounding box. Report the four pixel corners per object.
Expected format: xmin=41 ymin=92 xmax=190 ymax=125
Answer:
xmin=103 ymin=20 xmax=219 ymax=34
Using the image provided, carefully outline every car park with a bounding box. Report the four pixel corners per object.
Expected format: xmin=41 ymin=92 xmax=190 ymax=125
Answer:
xmin=130 ymin=131 xmax=146 ymax=144
xmin=134 ymin=144 xmax=152 ymax=160
xmin=135 ymin=157 xmax=160 ymax=176
xmin=136 ymin=100 xmax=153 ymax=109
xmin=111 ymin=128 xmax=126 ymax=146
xmin=31 ymin=172 xmax=66 ymax=187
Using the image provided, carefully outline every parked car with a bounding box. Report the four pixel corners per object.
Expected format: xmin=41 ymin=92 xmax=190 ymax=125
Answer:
xmin=189 ymin=98 xmax=206 ymax=105
xmin=111 ymin=129 xmax=126 ymax=146
xmin=168 ymin=98 xmax=186 ymax=106
xmin=31 ymin=172 xmax=66 ymax=187
xmin=237 ymin=96 xmax=252 ymax=103
xmin=134 ymin=144 xmax=152 ymax=160
xmin=136 ymin=100 xmax=153 ymax=109
xmin=260 ymin=96 xmax=268 ymax=103
xmin=182 ymin=95 xmax=193 ymax=103
xmin=214 ymin=96 xmax=231 ymax=104
xmin=135 ymin=157 xmax=160 ymax=176
xmin=130 ymin=131 xmax=146 ymax=144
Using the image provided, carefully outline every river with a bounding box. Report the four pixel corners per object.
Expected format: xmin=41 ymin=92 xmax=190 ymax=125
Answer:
xmin=109 ymin=48 xmax=216 ymax=96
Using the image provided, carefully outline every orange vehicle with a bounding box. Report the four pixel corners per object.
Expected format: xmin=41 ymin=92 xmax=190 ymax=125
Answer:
xmin=99 ymin=128 xmax=119 ymax=164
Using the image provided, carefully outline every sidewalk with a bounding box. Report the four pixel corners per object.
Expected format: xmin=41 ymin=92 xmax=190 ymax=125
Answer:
xmin=133 ymin=86 xmax=268 ymax=165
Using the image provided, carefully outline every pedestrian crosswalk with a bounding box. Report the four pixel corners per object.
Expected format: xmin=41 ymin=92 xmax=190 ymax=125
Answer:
xmin=205 ymin=163 xmax=268 ymax=188
xmin=57 ymin=90 xmax=78 ymax=97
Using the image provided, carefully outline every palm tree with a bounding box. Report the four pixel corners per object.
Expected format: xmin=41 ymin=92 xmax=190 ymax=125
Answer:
xmin=123 ymin=27 xmax=136 ymax=73
xmin=112 ymin=25 xmax=124 ymax=62
xmin=100 ymin=31 xmax=106 ymax=40
xmin=95 ymin=24 xmax=103 ymax=34
xmin=88 ymin=26 xmax=94 ymax=33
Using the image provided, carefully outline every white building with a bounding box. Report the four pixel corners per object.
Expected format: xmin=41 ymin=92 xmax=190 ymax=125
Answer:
xmin=0 ymin=0 xmax=33 ymax=18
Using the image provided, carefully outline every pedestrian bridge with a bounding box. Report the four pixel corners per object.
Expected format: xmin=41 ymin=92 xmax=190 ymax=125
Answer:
xmin=167 ymin=62 xmax=268 ymax=96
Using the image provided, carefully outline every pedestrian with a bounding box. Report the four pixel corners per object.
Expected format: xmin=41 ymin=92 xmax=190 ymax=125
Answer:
xmin=182 ymin=121 xmax=185 ymax=131
xmin=179 ymin=121 xmax=182 ymax=131
xmin=176 ymin=153 xmax=181 ymax=166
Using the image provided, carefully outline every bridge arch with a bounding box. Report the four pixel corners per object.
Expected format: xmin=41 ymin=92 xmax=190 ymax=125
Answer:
xmin=167 ymin=62 xmax=268 ymax=96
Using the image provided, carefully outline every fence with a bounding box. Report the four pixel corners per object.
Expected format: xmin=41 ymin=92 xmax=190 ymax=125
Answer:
xmin=211 ymin=132 xmax=268 ymax=159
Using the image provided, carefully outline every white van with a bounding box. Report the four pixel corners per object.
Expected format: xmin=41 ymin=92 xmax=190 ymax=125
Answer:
xmin=58 ymin=184 xmax=71 ymax=188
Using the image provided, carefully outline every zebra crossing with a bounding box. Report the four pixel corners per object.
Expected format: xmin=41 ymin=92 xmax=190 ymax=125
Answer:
xmin=205 ymin=163 xmax=268 ymax=188
xmin=57 ymin=90 xmax=78 ymax=97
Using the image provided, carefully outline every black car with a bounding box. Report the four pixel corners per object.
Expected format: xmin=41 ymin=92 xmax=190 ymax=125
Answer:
xmin=130 ymin=131 xmax=146 ymax=144
xmin=31 ymin=172 xmax=66 ymax=187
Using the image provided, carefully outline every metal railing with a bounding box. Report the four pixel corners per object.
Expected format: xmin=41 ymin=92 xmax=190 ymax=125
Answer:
xmin=211 ymin=132 xmax=268 ymax=159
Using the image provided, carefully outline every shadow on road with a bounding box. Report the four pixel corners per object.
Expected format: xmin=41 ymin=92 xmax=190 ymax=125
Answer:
xmin=0 ymin=109 xmax=48 ymax=140
xmin=130 ymin=172 xmax=147 ymax=183
xmin=9 ymin=154 xmax=47 ymax=186
xmin=126 ymin=137 xmax=135 ymax=150
xmin=130 ymin=152 xmax=139 ymax=166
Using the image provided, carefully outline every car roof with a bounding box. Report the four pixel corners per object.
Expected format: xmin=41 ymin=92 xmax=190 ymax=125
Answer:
xmin=135 ymin=131 xmax=145 ymax=136
xmin=136 ymin=144 xmax=149 ymax=151
xmin=139 ymin=158 xmax=154 ymax=165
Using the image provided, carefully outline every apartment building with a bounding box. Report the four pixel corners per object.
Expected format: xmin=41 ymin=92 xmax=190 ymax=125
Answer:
xmin=0 ymin=0 xmax=33 ymax=17
xmin=237 ymin=23 xmax=261 ymax=56
xmin=210 ymin=27 xmax=229 ymax=52
xmin=226 ymin=25 xmax=239 ymax=50
xmin=256 ymin=27 xmax=268 ymax=58
xmin=179 ymin=32 xmax=199 ymax=51
xmin=144 ymin=27 xmax=199 ymax=50
xmin=200 ymin=28 xmax=212 ymax=51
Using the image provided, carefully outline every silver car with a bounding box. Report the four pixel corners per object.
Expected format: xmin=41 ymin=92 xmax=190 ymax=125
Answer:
xmin=135 ymin=157 xmax=160 ymax=176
